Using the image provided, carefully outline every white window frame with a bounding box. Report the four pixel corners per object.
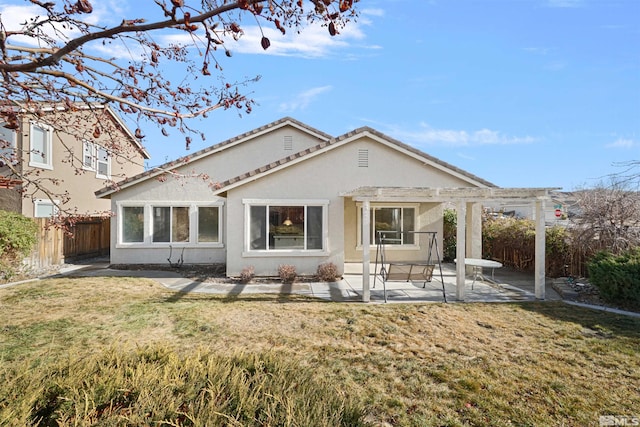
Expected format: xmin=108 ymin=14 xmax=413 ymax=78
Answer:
xmin=116 ymin=201 xmax=224 ymax=248
xmin=28 ymin=121 xmax=53 ymax=170
xmin=33 ymin=199 xmax=59 ymax=218
xmin=0 ymin=125 xmax=17 ymax=166
xmin=82 ymin=140 xmax=96 ymax=171
xmin=83 ymin=141 xmax=111 ymax=179
xmin=96 ymin=145 xmax=110 ymax=179
xmin=242 ymin=198 xmax=329 ymax=257
xmin=356 ymin=203 xmax=420 ymax=250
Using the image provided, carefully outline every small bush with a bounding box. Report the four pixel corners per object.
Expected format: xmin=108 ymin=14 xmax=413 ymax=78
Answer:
xmin=588 ymin=248 xmax=640 ymax=307
xmin=239 ymin=265 xmax=255 ymax=284
xmin=443 ymin=208 xmax=457 ymax=262
xmin=278 ymin=264 xmax=297 ymax=284
xmin=317 ymin=262 xmax=339 ymax=282
xmin=0 ymin=210 xmax=38 ymax=280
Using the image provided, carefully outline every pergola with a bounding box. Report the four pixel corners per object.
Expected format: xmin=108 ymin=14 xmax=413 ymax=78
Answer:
xmin=341 ymin=187 xmax=559 ymax=302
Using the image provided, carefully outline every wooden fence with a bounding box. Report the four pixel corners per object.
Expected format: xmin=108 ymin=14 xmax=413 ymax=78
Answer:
xmin=25 ymin=217 xmax=110 ymax=269
xmin=486 ymin=245 xmax=590 ymax=278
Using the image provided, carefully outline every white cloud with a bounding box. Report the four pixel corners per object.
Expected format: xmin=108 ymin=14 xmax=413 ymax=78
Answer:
xmin=226 ymin=20 xmax=368 ymax=58
xmin=364 ymin=120 xmax=536 ymax=147
xmin=278 ymin=85 xmax=333 ymax=112
xmin=606 ymin=138 xmax=636 ymax=149
xmin=361 ymin=8 xmax=385 ymax=17
xmin=0 ymin=1 xmax=132 ymax=49
xmin=546 ymin=0 xmax=584 ymax=7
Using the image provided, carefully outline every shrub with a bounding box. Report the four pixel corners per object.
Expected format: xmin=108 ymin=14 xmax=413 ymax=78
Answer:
xmin=239 ymin=265 xmax=255 ymax=284
xmin=278 ymin=264 xmax=297 ymax=284
xmin=0 ymin=210 xmax=38 ymax=280
xmin=588 ymin=247 xmax=640 ymax=307
xmin=317 ymin=262 xmax=339 ymax=282
xmin=443 ymin=208 xmax=457 ymax=262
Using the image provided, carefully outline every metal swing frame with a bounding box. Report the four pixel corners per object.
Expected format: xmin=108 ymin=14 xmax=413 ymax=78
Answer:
xmin=373 ymin=231 xmax=447 ymax=303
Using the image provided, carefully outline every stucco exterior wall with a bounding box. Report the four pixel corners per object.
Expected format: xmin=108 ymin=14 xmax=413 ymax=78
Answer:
xmin=106 ymin=127 xmax=487 ymax=275
xmin=108 ymin=178 xmax=227 ymax=265
xmin=152 ymin=125 xmax=327 ymax=188
xmin=14 ymin=110 xmax=146 ymax=217
xmin=225 ymin=135 xmax=475 ymax=276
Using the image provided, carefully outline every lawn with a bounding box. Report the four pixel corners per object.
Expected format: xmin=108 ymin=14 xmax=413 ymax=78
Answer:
xmin=1 ymin=276 xmax=638 ymax=426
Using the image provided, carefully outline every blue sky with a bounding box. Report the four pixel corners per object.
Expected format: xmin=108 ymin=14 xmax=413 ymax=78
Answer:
xmin=3 ymin=0 xmax=639 ymax=190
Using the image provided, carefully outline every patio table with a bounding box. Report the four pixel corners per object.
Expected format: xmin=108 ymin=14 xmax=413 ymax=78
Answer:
xmin=454 ymin=258 xmax=503 ymax=289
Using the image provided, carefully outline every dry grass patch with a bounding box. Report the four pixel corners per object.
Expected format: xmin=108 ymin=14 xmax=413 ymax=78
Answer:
xmin=1 ymin=276 xmax=639 ymax=426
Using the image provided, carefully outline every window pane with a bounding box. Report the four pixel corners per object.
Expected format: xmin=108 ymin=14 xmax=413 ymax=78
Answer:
xmin=198 ymin=207 xmax=219 ymax=242
xmin=403 ymin=208 xmax=415 ymax=244
xmin=123 ymin=207 xmax=144 ymax=243
xmin=35 ymin=202 xmax=55 ymax=218
xmin=249 ymin=206 xmax=266 ymax=250
xmin=270 ymin=206 xmax=304 ymax=249
xmin=306 ymin=206 xmax=323 ymax=250
xmin=153 ymin=207 xmax=170 ymax=242
xmin=31 ymin=125 xmax=47 ymax=164
xmin=0 ymin=126 xmax=15 ymax=164
xmin=172 ymin=207 xmax=190 ymax=242
xmin=97 ymin=147 xmax=109 ymax=176
xmin=83 ymin=141 xmax=94 ymax=169
xmin=374 ymin=208 xmax=401 ymax=244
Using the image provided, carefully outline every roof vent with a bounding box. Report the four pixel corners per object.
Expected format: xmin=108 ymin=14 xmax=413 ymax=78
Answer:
xmin=358 ymin=149 xmax=369 ymax=168
xmin=284 ymin=135 xmax=293 ymax=151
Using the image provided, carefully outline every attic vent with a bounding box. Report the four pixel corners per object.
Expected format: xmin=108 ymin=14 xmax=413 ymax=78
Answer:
xmin=283 ymin=135 xmax=293 ymax=151
xmin=357 ymin=149 xmax=369 ymax=168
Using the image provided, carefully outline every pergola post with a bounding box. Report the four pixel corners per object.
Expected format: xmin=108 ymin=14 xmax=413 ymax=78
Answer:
xmin=535 ymin=199 xmax=546 ymax=299
xmin=466 ymin=202 xmax=483 ymax=270
xmin=456 ymin=201 xmax=467 ymax=301
xmin=362 ymin=199 xmax=371 ymax=302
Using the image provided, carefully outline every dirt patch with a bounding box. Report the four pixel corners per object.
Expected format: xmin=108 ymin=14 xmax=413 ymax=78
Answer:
xmin=109 ymin=263 xmax=336 ymax=285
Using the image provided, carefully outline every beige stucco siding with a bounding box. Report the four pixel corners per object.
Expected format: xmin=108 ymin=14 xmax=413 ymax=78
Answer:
xmin=17 ymin=112 xmax=146 ymax=216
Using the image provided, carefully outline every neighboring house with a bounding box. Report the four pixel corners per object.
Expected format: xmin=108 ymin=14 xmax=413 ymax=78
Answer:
xmin=0 ymin=104 xmax=150 ymax=217
xmin=484 ymin=191 xmax=578 ymax=225
xmin=96 ymin=117 xmax=500 ymax=277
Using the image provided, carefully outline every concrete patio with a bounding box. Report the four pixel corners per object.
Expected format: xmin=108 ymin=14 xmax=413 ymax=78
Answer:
xmin=48 ymin=259 xmax=560 ymax=304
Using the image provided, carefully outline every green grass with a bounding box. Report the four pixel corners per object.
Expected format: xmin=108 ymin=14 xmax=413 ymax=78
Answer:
xmin=1 ymin=276 xmax=639 ymax=426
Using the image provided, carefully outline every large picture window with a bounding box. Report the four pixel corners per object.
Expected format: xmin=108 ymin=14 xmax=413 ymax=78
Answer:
xmin=247 ymin=201 xmax=325 ymax=251
xmin=360 ymin=206 xmax=416 ymax=246
xmin=118 ymin=203 xmax=222 ymax=246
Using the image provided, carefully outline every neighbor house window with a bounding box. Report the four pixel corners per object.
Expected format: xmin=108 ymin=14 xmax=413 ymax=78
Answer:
xmin=122 ymin=206 xmax=144 ymax=243
xmin=34 ymin=199 xmax=59 ymax=218
xmin=153 ymin=206 xmax=189 ymax=243
xmin=83 ymin=141 xmax=111 ymax=179
xmin=0 ymin=125 xmax=17 ymax=166
xmin=29 ymin=122 xmax=53 ymax=169
xmin=359 ymin=205 xmax=417 ymax=246
xmin=246 ymin=200 xmax=326 ymax=251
